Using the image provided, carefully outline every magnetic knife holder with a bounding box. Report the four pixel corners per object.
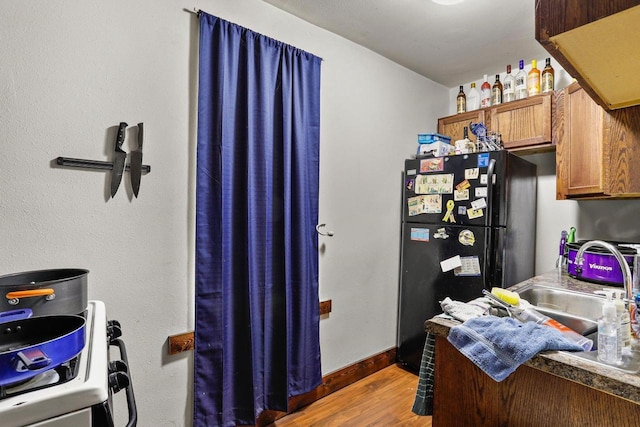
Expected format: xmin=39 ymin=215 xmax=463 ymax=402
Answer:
xmin=56 ymin=157 xmax=151 ymax=174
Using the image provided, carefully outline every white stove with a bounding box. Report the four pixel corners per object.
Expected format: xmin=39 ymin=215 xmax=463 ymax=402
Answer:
xmin=0 ymin=301 xmax=136 ymax=427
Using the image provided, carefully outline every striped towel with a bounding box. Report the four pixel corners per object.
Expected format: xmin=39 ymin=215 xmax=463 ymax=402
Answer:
xmin=411 ymin=332 xmax=436 ymax=416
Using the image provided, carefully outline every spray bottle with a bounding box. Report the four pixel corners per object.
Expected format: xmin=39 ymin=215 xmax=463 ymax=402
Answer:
xmin=596 ymin=290 xmax=622 ymax=364
xmin=556 ymin=230 xmax=568 ymax=277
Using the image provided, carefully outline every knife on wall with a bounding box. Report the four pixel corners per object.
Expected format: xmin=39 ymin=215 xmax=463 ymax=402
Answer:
xmin=130 ymin=122 xmax=144 ymax=198
xmin=110 ymin=122 xmax=128 ymax=198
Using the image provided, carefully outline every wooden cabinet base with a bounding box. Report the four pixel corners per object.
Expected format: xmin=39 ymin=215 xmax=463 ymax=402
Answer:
xmin=433 ymin=336 xmax=639 ymax=426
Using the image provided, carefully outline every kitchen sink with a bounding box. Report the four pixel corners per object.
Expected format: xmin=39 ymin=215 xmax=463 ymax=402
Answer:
xmin=518 ymin=285 xmax=604 ymax=321
xmin=518 ymin=285 xmax=601 ymax=336
xmin=516 ymin=284 xmax=640 ymax=373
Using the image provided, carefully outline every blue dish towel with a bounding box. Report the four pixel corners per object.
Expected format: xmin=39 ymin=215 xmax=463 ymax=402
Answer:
xmin=447 ymin=316 xmax=584 ymax=382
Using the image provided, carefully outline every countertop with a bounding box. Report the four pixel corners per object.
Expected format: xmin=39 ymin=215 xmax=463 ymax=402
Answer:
xmin=425 ymin=270 xmax=640 ymax=404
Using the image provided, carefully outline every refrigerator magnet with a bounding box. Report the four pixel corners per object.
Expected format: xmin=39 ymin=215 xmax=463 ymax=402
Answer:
xmin=458 ymin=205 xmax=467 ymax=215
xmin=442 ymin=200 xmax=456 ymax=223
xmin=479 ymin=174 xmax=496 ymax=185
xmin=440 ymin=255 xmax=462 ymax=273
xmin=458 ymin=229 xmax=475 ymax=246
xmin=454 ymin=189 xmax=469 ymax=201
xmin=455 ymin=179 xmax=471 ymax=191
xmin=471 ymin=198 xmax=487 ymax=210
xmin=410 ymin=227 xmax=429 ymax=242
xmin=454 ymin=256 xmax=481 ymax=277
xmin=434 ymin=227 xmax=449 ymax=239
xmin=405 ymin=178 xmax=415 ymax=192
xmin=416 ymin=173 xmax=454 ymax=194
xmin=414 ymin=175 xmax=429 ymax=194
xmin=419 ymin=158 xmax=444 ymax=173
xmin=467 ymin=208 xmax=483 ymax=219
xmin=408 ymin=194 xmax=442 ymax=215
xmin=465 ymin=168 xmax=480 ymax=180
xmin=475 ymin=187 xmax=488 ymax=198
xmin=477 ymin=153 xmax=490 ymax=168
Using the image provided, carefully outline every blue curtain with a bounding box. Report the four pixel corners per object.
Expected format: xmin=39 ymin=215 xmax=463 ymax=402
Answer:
xmin=194 ymin=12 xmax=322 ymax=427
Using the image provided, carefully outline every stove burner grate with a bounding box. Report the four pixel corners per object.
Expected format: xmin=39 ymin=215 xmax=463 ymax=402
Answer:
xmin=0 ymin=355 xmax=80 ymax=399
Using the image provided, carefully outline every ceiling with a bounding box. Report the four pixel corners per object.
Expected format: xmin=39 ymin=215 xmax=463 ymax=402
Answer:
xmin=262 ymin=0 xmax=550 ymax=88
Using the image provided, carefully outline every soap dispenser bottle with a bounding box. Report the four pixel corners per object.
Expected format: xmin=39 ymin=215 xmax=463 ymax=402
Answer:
xmin=596 ymin=290 xmax=622 ymax=364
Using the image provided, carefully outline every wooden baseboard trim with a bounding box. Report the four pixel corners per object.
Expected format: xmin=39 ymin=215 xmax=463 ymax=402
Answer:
xmin=257 ymin=347 xmax=397 ymax=426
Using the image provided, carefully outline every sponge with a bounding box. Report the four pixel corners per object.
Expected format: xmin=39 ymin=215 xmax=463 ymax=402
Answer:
xmin=490 ymin=287 xmax=520 ymax=306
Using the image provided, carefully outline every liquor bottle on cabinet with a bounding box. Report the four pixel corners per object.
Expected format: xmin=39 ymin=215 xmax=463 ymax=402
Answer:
xmin=503 ymin=65 xmax=515 ymax=102
xmin=491 ymin=74 xmax=503 ymax=105
xmin=515 ymin=59 xmax=527 ymax=100
xmin=527 ymin=59 xmax=541 ymax=96
xmin=456 ymin=85 xmax=466 ymax=113
xmin=480 ymin=75 xmax=491 ymax=108
xmin=467 ymin=82 xmax=480 ymax=111
xmin=541 ymin=58 xmax=555 ymax=93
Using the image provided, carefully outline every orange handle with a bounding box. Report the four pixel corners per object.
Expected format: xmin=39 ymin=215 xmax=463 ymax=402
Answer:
xmin=6 ymin=289 xmax=55 ymax=300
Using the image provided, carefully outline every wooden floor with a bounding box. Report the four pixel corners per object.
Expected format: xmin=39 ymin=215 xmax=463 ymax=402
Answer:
xmin=270 ymin=364 xmax=432 ymax=426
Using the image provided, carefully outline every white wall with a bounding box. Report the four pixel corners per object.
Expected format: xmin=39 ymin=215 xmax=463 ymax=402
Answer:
xmin=521 ymin=152 xmax=640 ymax=274
xmin=0 ymin=1 xmax=448 ymax=425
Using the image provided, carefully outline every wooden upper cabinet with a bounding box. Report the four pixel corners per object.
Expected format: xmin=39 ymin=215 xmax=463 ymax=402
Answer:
xmin=490 ymin=93 xmax=553 ymax=151
xmin=556 ymin=82 xmax=640 ymax=199
xmin=536 ymin=1 xmax=640 ymax=110
xmin=437 ymin=94 xmax=554 ymax=154
xmin=557 ymin=83 xmax=607 ymax=198
xmin=437 ymin=110 xmax=485 ymax=144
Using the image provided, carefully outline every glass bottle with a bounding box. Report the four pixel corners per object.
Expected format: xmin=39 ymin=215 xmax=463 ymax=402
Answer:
xmin=463 ymin=126 xmax=475 ymax=153
xmin=456 ymin=85 xmax=466 ymax=114
xmin=491 ymin=74 xmax=503 ymax=105
xmin=515 ymin=59 xmax=527 ymax=100
xmin=480 ymin=74 xmax=491 ymax=108
xmin=541 ymin=58 xmax=555 ymax=93
xmin=467 ymin=82 xmax=480 ymax=111
xmin=527 ymin=59 xmax=540 ymax=96
xmin=503 ymin=64 xmax=515 ymax=102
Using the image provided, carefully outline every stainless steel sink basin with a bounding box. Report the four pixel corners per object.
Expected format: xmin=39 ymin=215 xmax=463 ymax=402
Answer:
xmin=517 ymin=285 xmax=601 ymax=336
xmin=517 ymin=285 xmax=603 ymax=320
xmin=515 ymin=284 xmax=640 ymax=373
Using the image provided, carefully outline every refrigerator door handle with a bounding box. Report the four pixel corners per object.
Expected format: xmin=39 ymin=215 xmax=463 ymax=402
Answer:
xmin=483 ymin=226 xmax=494 ymax=290
xmin=486 ymin=158 xmax=496 ymax=227
xmin=484 ymin=158 xmax=497 ymax=289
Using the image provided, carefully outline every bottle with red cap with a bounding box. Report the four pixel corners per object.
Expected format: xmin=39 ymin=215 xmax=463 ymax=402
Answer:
xmin=480 ymin=74 xmax=491 ymax=108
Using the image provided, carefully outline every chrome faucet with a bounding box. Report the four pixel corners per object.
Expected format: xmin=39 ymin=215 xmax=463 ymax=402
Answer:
xmin=575 ymin=240 xmax=640 ymax=351
xmin=575 ymin=240 xmax=636 ymax=342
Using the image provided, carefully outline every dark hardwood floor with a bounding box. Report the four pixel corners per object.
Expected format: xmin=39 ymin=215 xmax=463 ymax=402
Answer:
xmin=269 ymin=364 xmax=432 ymax=426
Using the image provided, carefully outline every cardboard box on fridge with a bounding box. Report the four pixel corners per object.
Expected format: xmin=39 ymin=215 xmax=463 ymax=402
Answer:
xmin=417 ymin=141 xmax=455 ymax=157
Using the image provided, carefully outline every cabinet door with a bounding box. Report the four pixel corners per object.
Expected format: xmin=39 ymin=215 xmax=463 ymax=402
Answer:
xmin=490 ymin=93 xmax=553 ymax=151
xmin=606 ymin=104 xmax=640 ymax=195
xmin=438 ymin=110 xmax=485 ymax=143
xmin=558 ymin=83 xmax=607 ymax=198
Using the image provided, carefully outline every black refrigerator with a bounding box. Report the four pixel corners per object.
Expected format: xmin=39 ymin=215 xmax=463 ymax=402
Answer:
xmin=397 ymin=150 xmax=537 ymax=373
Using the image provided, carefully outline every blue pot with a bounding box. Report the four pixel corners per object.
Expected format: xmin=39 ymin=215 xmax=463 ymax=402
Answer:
xmin=0 ymin=315 xmax=85 ymax=387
